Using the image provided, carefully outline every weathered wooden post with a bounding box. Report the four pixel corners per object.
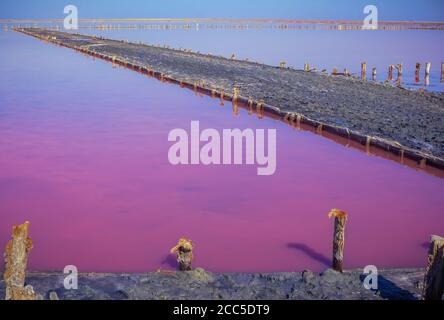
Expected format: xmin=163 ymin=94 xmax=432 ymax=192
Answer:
xmin=372 ymin=67 xmax=377 ymax=81
xmin=247 ymin=97 xmax=254 ymax=115
xmin=170 ymin=238 xmax=194 ymax=271
xmin=388 ymin=65 xmax=394 ymax=81
xmin=328 ymin=209 xmax=348 ymax=273
xmin=365 ymin=136 xmax=372 ymax=154
xmin=295 ymin=114 xmax=302 ymax=130
xmin=396 ymin=63 xmax=403 ymax=77
xmin=415 ymin=62 xmax=421 ymax=83
xmin=424 ymin=62 xmax=431 ymax=86
xmin=361 ymin=62 xmax=367 ymax=80
xmin=198 ymin=80 xmax=205 ymax=97
xmin=441 ymin=62 xmax=444 ymax=83
xmin=233 ymin=87 xmax=240 ymax=102
xmin=422 ymin=235 xmax=444 ymax=300
xmin=425 ymin=62 xmax=431 ymax=77
xmin=257 ymin=99 xmax=265 ymax=119
xmin=4 ymin=221 xmax=38 ymax=300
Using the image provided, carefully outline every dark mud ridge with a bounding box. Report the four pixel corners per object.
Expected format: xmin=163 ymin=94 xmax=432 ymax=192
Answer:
xmin=17 ymin=28 xmax=444 ymax=169
xmin=0 ymin=268 xmax=431 ymax=300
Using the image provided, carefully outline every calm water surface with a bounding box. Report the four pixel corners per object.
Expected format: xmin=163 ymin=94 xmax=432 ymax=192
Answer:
xmin=0 ymin=29 xmax=443 ymax=272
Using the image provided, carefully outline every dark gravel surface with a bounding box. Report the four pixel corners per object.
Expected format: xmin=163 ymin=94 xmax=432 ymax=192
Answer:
xmin=0 ymin=268 xmax=428 ymax=300
xmin=20 ymin=28 xmax=444 ymax=159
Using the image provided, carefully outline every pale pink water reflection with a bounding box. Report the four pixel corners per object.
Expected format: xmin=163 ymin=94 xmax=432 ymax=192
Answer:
xmin=0 ymin=31 xmax=443 ymax=273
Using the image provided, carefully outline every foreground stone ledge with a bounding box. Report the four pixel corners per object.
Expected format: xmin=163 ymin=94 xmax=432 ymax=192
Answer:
xmin=0 ymin=268 xmax=432 ymax=300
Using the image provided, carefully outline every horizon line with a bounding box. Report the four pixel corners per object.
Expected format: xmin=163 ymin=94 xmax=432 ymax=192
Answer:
xmin=1 ymin=18 xmax=444 ymax=24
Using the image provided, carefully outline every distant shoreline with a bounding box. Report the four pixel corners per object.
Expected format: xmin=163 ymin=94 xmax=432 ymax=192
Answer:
xmin=2 ymin=19 xmax=444 ymax=25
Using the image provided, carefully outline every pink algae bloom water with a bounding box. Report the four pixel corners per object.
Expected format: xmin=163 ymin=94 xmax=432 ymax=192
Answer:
xmin=0 ymin=30 xmax=443 ymax=273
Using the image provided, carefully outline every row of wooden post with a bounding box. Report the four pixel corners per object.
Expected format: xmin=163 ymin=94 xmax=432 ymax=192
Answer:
xmin=92 ymin=37 xmax=443 ymax=85
xmin=359 ymin=61 xmax=443 ymax=84
xmin=232 ymin=57 xmax=442 ymax=82
xmin=320 ymin=61 xmax=444 ymax=84
xmin=15 ymin=26 xmax=444 ymax=85
xmin=4 ymin=220 xmax=443 ymax=300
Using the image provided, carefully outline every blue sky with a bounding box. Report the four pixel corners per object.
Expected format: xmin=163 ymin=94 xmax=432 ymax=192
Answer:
xmin=1 ymin=0 xmax=443 ymax=21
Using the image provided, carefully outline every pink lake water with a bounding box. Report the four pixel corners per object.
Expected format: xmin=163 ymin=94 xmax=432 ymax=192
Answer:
xmin=0 ymin=27 xmax=444 ymax=273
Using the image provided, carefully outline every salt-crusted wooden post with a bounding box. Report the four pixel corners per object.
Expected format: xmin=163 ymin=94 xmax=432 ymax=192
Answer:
xmin=425 ymin=62 xmax=431 ymax=77
xmin=4 ymin=221 xmax=38 ymax=300
xmin=372 ymin=67 xmax=377 ymax=81
xmin=422 ymin=235 xmax=444 ymax=300
xmin=361 ymin=62 xmax=367 ymax=80
xmin=425 ymin=63 xmax=431 ymax=86
xmin=328 ymin=209 xmax=348 ymax=273
xmin=170 ymin=238 xmax=194 ymax=271
xmin=415 ymin=62 xmax=421 ymax=83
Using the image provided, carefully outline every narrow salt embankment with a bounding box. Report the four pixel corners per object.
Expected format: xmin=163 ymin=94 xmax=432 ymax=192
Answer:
xmin=17 ymin=28 xmax=444 ymax=173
